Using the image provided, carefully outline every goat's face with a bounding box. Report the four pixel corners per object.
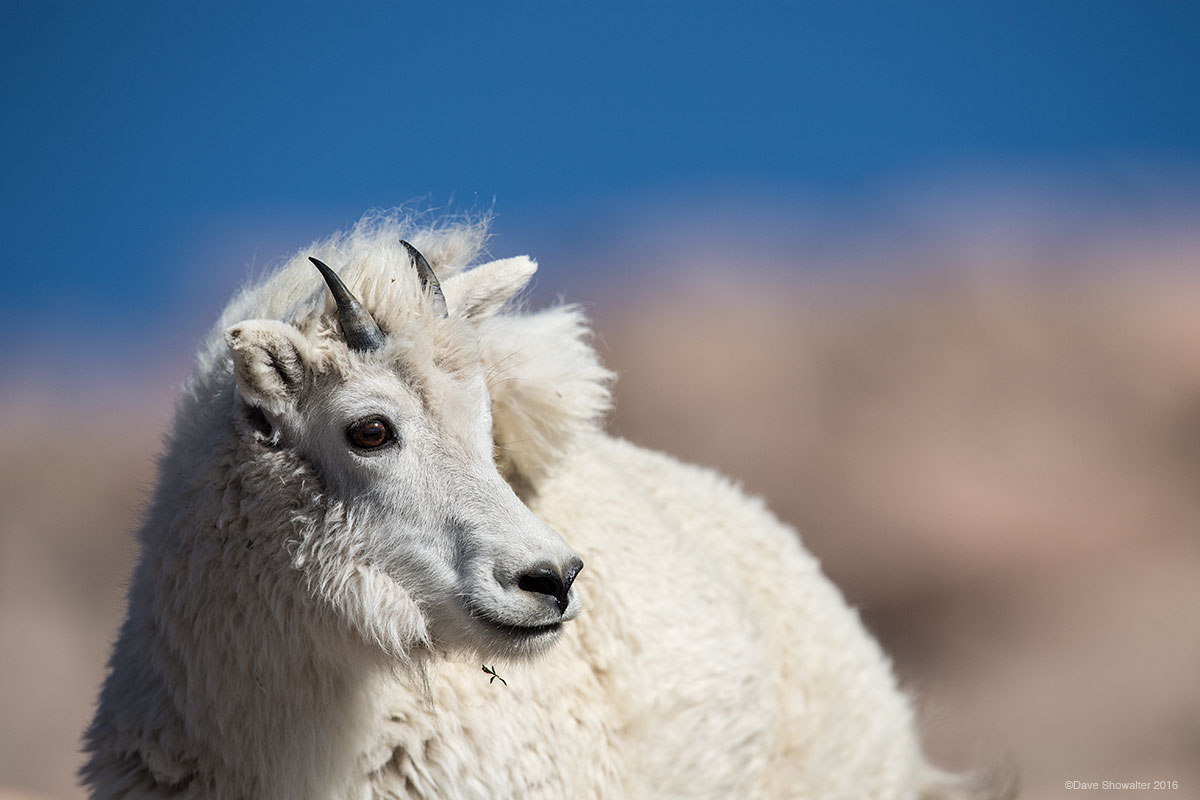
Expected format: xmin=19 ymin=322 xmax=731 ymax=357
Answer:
xmin=224 ymin=249 xmax=582 ymax=660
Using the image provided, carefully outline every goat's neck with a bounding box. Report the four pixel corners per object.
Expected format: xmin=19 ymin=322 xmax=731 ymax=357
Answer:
xmin=90 ymin=554 xmax=387 ymax=799
xmin=86 ymin=429 xmax=392 ymax=800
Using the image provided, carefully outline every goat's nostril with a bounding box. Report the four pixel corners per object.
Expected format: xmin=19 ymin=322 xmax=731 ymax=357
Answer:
xmin=517 ymin=566 xmax=576 ymax=614
xmin=564 ymin=558 xmax=583 ymax=588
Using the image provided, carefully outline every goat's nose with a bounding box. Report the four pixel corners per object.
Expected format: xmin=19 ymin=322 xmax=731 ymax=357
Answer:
xmin=517 ymin=558 xmax=583 ymax=614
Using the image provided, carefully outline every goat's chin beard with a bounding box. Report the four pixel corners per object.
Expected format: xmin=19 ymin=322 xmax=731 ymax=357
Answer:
xmin=469 ymin=618 xmax=565 ymax=660
xmin=428 ymin=604 xmax=567 ymax=662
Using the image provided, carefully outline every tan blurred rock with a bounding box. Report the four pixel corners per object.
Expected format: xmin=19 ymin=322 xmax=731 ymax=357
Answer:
xmin=600 ymin=269 xmax=1200 ymax=795
xmin=0 ymin=787 xmax=65 ymax=800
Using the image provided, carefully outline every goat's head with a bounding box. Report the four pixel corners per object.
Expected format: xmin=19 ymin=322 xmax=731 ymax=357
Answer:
xmin=222 ymin=241 xmax=582 ymax=660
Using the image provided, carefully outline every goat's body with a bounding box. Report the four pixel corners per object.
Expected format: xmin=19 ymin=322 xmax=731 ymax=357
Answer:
xmin=83 ymin=217 xmax=979 ymax=799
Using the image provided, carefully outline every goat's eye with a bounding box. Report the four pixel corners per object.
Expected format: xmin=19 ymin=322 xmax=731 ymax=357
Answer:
xmin=346 ymin=417 xmax=394 ymax=450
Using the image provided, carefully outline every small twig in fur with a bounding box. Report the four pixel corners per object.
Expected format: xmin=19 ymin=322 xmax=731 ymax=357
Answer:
xmin=481 ymin=664 xmax=507 ymax=686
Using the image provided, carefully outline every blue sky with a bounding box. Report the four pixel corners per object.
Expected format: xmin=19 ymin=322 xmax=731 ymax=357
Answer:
xmin=2 ymin=2 xmax=1199 ymax=360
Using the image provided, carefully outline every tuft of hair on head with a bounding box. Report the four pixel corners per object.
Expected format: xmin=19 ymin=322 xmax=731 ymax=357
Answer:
xmin=478 ymin=305 xmax=614 ymax=491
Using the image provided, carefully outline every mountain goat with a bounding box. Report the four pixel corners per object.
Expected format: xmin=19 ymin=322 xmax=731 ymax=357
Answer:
xmin=83 ymin=216 xmax=991 ymax=799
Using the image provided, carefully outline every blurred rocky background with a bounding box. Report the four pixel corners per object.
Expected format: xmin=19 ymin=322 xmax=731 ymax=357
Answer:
xmin=598 ymin=235 xmax=1200 ymax=796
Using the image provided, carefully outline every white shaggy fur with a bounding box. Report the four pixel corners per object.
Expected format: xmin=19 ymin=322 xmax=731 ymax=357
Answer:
xmin=83 ymin=214 xmax=993 ymax=799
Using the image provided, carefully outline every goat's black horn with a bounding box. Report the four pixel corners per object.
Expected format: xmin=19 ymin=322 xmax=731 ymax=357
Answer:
xmin=400 ymin=240 xmax=448 ymax=318
xmin=309 ymin=257 xmax=387 ymax=352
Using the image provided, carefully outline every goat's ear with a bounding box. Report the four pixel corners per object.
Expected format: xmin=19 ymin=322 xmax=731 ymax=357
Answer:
xmin=225 ymin=320 xmax=310 ymax=413
xmin=442 ymin=256 xmax=537 ymax=320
